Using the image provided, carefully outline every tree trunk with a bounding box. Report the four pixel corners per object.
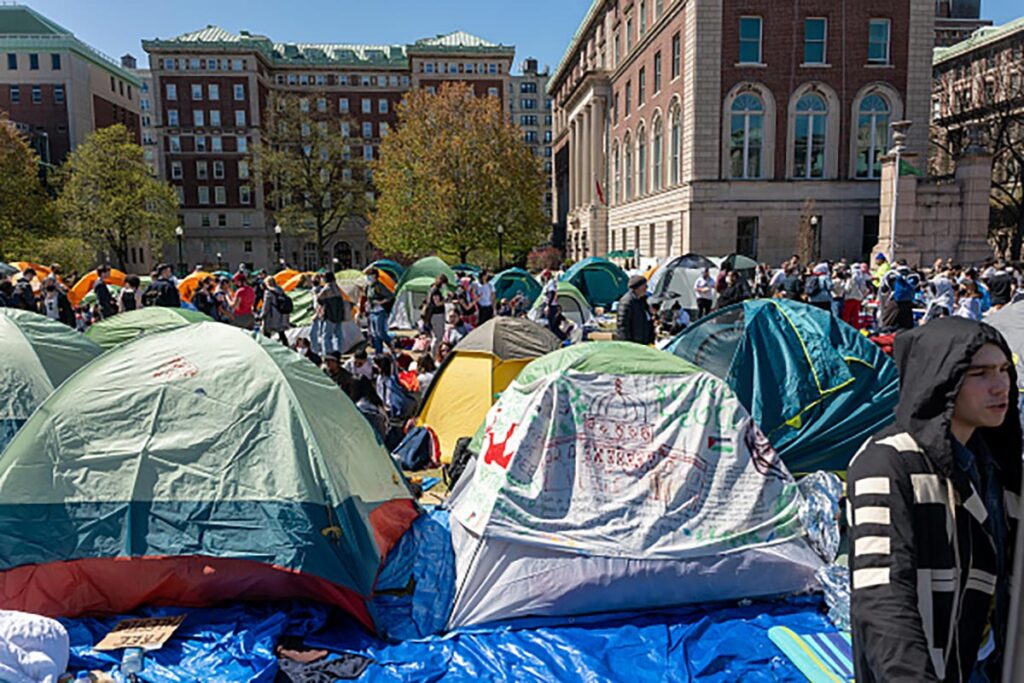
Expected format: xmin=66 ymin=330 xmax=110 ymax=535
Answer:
xmin=1014 ymin=211 xmax=1024 ymax=262
xmin=459 ymin=248 xmax=469 ymax=264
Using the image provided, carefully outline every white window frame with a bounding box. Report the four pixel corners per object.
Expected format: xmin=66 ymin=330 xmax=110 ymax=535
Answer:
xmin=738 ymin=16 xmax=764 ymax=65
xmin=191 ymin=83 xmax=202 ymax=100
xmin=234 ymin=110 xmax=246 ymax=127
xmin=868 ymin=18 xmax=891 ymax=65
xmin=803 ymin=18 xmax=828 ymax=65
xmin=214 ymin=186 xmax=226 ymax=205
xmin=208 ymin=84 xmax=219 ymax=100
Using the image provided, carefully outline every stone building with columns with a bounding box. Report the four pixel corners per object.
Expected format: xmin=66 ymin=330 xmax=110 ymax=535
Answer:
xmin=549 ymin=0 xmax=935 ymax=267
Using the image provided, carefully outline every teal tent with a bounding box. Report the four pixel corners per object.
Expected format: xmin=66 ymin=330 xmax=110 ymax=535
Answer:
xmin=492 ymin=267 xmax=541 ymax=305
xmin=85 ymin=308 xmax=212 ymax=349
xmin=394 ymin=256 xmax=457 ymax=293
xmin=665 ymin=299 xmax=899 ymax=473
xmin=561 ymin=256 xmax=628 ymax=309
xmin=368 ymin=259 xmax=404 ymax=283
xmin=528 ymin=281 xmax=595 ymax=328
xmin=1 ymin=309 xmax=103 ymax=450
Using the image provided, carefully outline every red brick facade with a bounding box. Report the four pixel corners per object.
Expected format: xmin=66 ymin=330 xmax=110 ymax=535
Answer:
xmin=0 ymin=83 xmax=71 ymax=162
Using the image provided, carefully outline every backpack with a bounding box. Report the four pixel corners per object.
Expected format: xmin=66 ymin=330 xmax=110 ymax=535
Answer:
xmin=392 ymin=426 xmax=441 ymax=471
xmin=120 ymin=289 xmax=138 ymax=312
xmin=444 ymin=436 xmax=477 ymax=489
xmin=383 ymin=374 xmax=419 ymax=420
xmin=142 ymin=284 xmax=162 ymax=307
xmin=274 ymin=291 xmax=294 ymax=315
xmin=892 ymin=275 xmax=915 ymax=303
xmin=804 ymin=275 xmax=822 ymax=298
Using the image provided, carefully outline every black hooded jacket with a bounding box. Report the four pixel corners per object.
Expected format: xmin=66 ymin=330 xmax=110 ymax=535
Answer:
xmin=849 ymin=317 xmax=1022 ymax=682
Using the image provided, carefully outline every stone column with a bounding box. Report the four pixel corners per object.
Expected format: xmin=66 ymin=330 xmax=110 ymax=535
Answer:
xmin=582 ymin=105 xmax=591 ymax=207
xmin=591 ymin=98 xmax=604 ymax=203
xmin=569 ymin=119 xmax=577 ymax=211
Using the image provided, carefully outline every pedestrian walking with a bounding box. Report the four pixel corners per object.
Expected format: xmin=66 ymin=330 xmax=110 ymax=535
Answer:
xmin=365 ymin=268 xmax=394 ymax=355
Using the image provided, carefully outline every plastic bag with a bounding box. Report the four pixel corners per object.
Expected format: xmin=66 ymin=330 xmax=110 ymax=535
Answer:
xmin=798 ymin=471 xmax=843 ymax=563
xmin=816 ymin=563 xmax=851 ymax=632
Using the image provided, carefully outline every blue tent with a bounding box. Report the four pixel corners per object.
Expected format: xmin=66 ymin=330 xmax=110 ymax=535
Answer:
xmin=492 ymin=267 xmax=541 ymax=305
xmin=665 ymin=299 xmax=899 ymax=473
xmin=561 ymin=256 xmax=628 ymax=309
xmin=368 ymin=259 xmax=405 ymax=283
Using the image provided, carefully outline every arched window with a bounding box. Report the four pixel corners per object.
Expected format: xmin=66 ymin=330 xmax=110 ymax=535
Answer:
xmin=652 ymin=116 xmax=664 ymax=191
xmin=613 ymin=141 xmax=621 ymax=204
xmin=670 ymin=104 xmax=681 ymax=185
xmin=729 ymin=93 xmax=764 ymax=179
xmin=624 ymin=132 xmax=634 ymax=200
xmin=333 ymin=241 xmax=352 ymax=269
xmin=856 ymin=93 xmax=890 ymax=179
xmin=637 ymin=124 xmax=647 ymax=196
xmin=794 ymin=93 xmax=827 ymax=179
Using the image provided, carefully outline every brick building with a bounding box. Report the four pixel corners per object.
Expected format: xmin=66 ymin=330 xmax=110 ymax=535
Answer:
xmin=0 ymin=4 xmax=140 ymax=166
xmin=509 ymin=58 xmax=554 ymax=218
xmin=549 ymin=0 xmax=934 ymax=267
xmin=142 ymin=27 xmax=514 ymax=271
xmin=934 ymin=0 xmax=991 ymax=48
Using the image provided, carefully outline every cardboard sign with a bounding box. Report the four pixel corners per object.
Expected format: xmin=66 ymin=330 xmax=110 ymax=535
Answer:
xmin=94 ymin=614 xmax=186 ymax=651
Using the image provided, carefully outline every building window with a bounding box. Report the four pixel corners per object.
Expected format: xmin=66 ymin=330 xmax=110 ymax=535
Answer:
xmin=639 ymin=1 xmax=648 ymax=35
xmin=191 ymin=84 xmax=202 ymax=100
xmin=341 ymin=121 xmax=350 ymax=137
xmin=242 ymin=213 xmax=252 ymax=228
xmin=671 ymin=33 xmax=681 ymax=80
xmin=201 ymin=213 xmax=211 ymax=227
xmin=362 ymin=98 xmax=371 ymax=114
xmin=861 ymin=215 xmax=880 ymax=260
xmin=213 ymin=160 xmax=224 ymax=179
xmin=29 ymin=53 xmax=38 ymax=70
xmin=855 ymin=93 xmax=891 ymax=179
xmin=363 ymin=145 xmax=373 ymax=160
xmin=613 ymin=141 xmax=621 ymax=204
xmin=238 ymin=160 xmax=250 ymax=179
xmin=9 ymin=85 xmax=18 ymax=103
xmin=196 ymin=161 xmax=208 ymax=180
xmin=210 ymin=110 xmax=221 ymax=126
xmin=625 ymin=81 xmax=632 ymax=115
xmin=624 ymin=133 xmax=633 ymax=200
xmin=209 ymin=84 xmax=219 ymax=100
xmin=171 ymin=161 xmax=182 ymax=179
xmin=670 ymin=105 xmax=681 ymax=185
xmin=637 ymin=125 xmax=647 ymax=195
xmin=339 ymin=98 xmax=349 ymax=113
xmin=737 ymin=217 xmax=759 ymax=259
xmin=729 ymin=93 xmax=764 ymax=179
xmin=31 ymin=85 xmax=41 ymax=104
xmin=626 ymin=18 xmax=634 ymax=52
xmin=868 ymin=19 xmax=891 ymax=64
xmin=234 ymin=110 xmax=246 ymax=127
xmin=193 ymin=110 xmax=205 ymax=127
xmin=196 ymin=136 xmax=207 ymax=152
xmin=317 ymin=97 xmax=327 ymax=112
xmin=794 ymin=93 xmax=827 ymax=179
xmin=237 ymin=136 xmax=248 ymax=153
xmin=170 ymin=136 xmax=181 ymax=152
xmin=166 ymin=83 xmax=177 ymax=100
xmin=218 ymin=214 xmax=227 ymax=227
xmin=51 ymin=53 xmax=60 ymax=70
xmin=638 ymin=67 xmax=646 ymax=104
xmin=362 ymin=121 xmax=373 ymax=138
xmin=6 ymin=53 xmax=16 ymax=70
xmin=379 ymin=98 xmax=388 ymax=113
xmin=652 ymin=118 xmax=663 ymax=191
xmin=54 ymin=85 xmax=65 ymax=104
xmin=211 ymin=135 xmax=223 ymax=151
xmin=240 ymin=186 xmax=251 ymax=204
xmin=804 ymin=18 xmax=827 ymax=65
xmin=198 ymin=186 xmax=210 ymax=204
xmin=739 ymin=17 xmax=763 ymax=64
xmin=653 ymin=52 xmax=662 ymax=93
xmin=214 ymin=186 xmax=226 ymax=205
xmin=167 ymin=109 xmax=179 ymax=126
xmin=614 ymin=33 xmax=621 ymax=67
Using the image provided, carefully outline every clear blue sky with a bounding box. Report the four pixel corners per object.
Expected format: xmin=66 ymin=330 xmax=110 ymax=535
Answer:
xmin=24 ymin=0 xmax=1024 ymax=74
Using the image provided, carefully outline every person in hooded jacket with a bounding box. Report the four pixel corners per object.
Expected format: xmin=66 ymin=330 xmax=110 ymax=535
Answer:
xmin=849 ymin=317 xmax=1022 ymax=683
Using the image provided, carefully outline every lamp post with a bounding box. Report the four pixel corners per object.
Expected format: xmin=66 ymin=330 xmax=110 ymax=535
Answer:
xmin=216 ymin=252 xmax=223 ymax=271
xmin=809 ymin=216 xmax=819 ymax=261
xmin=174 ymin=226 xmax=184 ymax=277
xmin=274 ymin=224 xmax=282 ymax=267
xmin=497 ymin=224 xmax=505 ymax=270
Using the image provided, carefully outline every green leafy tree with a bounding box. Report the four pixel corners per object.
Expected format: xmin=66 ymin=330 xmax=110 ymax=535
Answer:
xmin=0 ymin=112 xmax=56 ymax=260
xmin=371 ymin=82 xmax=548 ymax=263
xmin=256 ymin=91 xmax=370 ymax=268
xmin=56 ymin=124 xmax=177 ymax=270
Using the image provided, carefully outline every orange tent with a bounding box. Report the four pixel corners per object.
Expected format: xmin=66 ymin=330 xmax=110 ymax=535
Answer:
xmin=281 ymin=272 xmax=313 ymax=293
xmin=178 ymin=271 xmax=212 ymax=303
xmin=68 ymin=269 xmax=127 ymax=306
xmin=368 ymin=269 xmax=396 ymax=292
xmin=10 ymin=262 xmax=51 ymax=281
xmin=274 ymin=268 xmax=301 ymax=284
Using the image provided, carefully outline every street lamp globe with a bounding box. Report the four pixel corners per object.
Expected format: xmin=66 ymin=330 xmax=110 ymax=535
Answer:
xmin=175 ymin=225 xmax=184 ymax=237
xmin=274 ymin=224 xmax=282 ymax=235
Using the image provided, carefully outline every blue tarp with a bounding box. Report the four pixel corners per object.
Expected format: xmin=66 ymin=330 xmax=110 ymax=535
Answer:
xmin=666 ymin=299 xmax=899 ymax=473
xmin=62 ymin=596 xmax=830 ymax=682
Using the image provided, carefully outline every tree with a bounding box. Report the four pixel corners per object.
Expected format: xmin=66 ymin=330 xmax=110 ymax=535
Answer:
xmin=0 ymin=112 xmax=56 ymax=261
xmin=371 ymin=82 xmax=548 ymax=264
xmin=797 ymin=198 xmax=819 ymax=265
xmin=56 ymin=124 xmax=177 ymax=270
xmin=931 ymin=57 xmax=1024 ymax=258
xmin=256 ymin=91 xmax=370 ymax=269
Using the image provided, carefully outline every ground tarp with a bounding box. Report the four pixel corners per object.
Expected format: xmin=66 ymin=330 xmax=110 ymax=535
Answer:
xmin=0 ymin=322 xmax=417 ymax=628
xmin=665 ymin=299 xmax=899 ymax=473
xmin=447 ymin=342 xmax=823 ymax=628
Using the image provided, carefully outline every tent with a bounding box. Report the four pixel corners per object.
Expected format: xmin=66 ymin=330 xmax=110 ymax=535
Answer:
xmin=0 ymin=262 xmax=17 ymax=278
xmin=492 ymin=267 xmax=541 ymax=306
xmin=84 ymin=308 xmax=212 ymax=349
xmin=287 ymin=287 xmax=356 ymax=328
xmin=394 ymin=256 xmax=457 ymax=293
xmin=447 ymin=342 xmax=823 ymax=627
xmin=177 ymin=271 xmax=212 ymax=303
xmin=274 ymin=268 xmax=302 ymax=284
xmin=390 ymin=276 xmax=448 ymax=330
xmin=0 ymin=309 xmax=103 ymax=450
xmin=665 ymin=299 xmax=899 ymax=473
xmin=560 ymin=256 xmax=628 ymax=309
xmin=527 ymin=281 xmax=595 ymax=328
xmin=0 ymin=322 xmax=418 ymax=628
xmin=988 ymin=301 xmax=1024 ymax=394
xmin=68 ymin=269 xmax=127 ymax=306
xmin=648 ymin=254 xmax=718 ymax=311
xmin=452 ymin=264 xmax=481 ymax=278
xmin=281 ymin=271 xmax=313 ymax=293
xmin=417 ymin=318 xmax=560 ymax=463
xmin=336 ymin=268 xmax=396 ymax=293
xmin=368 ymin=259 xmax=404 ymax=283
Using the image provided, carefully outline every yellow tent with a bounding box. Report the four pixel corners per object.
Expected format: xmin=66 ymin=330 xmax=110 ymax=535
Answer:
xmin=416 ymin=317 xmax=560 ymax=463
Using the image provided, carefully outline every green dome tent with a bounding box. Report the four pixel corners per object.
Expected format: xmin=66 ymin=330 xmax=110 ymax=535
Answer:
xmin=561 ymin=256 xmax=628 ymax=309
xmin=84 ymin=307 xmax=212 ymax=349
xmin=528 ymin=281 xmax=595 ymax=327
xmin=492 ymin=267 xmax=541 ymax=306
xmin=0 ymin=322 xmax=417 ymax=626
xmin=368 ymin=259 xmax=404 ymax=283
xmin=0 ymin=309 xmax=103 ymax=450
xmin=394 ymin=256 xmax=457 ymax=293
xmin=390 ymin=276 xmax=452 ymax=330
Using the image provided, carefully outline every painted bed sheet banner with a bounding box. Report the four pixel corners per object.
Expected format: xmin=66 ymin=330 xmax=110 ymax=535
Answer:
xmin=450 ymin=371 xmax=805 ymax=559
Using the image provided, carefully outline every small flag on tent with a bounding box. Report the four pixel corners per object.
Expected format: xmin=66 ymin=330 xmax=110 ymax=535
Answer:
xmin=708 ymin=436 xmax=734 ymax=454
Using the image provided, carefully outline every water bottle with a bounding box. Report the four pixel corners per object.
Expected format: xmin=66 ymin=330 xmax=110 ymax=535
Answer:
xmin=121 ymin=647 xmax=144 ymax=676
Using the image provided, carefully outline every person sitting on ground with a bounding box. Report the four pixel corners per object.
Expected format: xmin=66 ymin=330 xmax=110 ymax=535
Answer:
xmin=416 ymin=353 xmax=437 ymax=394
xmin=259 ymin=275 xmax=291 ymax=344
xmin=496 ymin=298 xmax=512 ymax=317
xmin=351 ymin=376 xmax=388 ymax=444
xmin=92 ymin=265 xmax=117 ymax=319
xmin=510 ymin=292 xmax=528 ymax=317
xmin=118 ymin=275 xmax=143 ymax=313
xmin=292 ymin=337 xmax=321 ymax=366
xmin=436 ymin=341 xmax=453 ymax=365
xmin=442 ymin=307 xmax=471 ymax=347
xmin=615 ymin=275 xmax=655 ymax=345
xmin=542 ymin=301 xmax=576 ymax=342
xmin=343 ymin=347 xmax=374 ymax=380
xmin=143 ymin=264 xmax=182 ymax=308
xmin=849 ymin=318 xmax=1020 ymax=682
xmin=322 ymin=351 xmax=354 ymax=395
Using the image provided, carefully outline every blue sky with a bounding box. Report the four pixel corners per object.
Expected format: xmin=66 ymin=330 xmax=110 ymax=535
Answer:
xmin=25 ymin=0 xmax=1024 ymax=75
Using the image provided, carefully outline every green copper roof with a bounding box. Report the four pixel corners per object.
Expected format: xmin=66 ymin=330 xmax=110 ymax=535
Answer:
xmin=548 ymin=0 xmax=603 ymax=94
xmin=934 ymin=16 xmax=1024 ymax=65
xmin=0 ymin=5 xmax=139 ymax=85
xmin=407 ymin=30 xmax=514 ymax=55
